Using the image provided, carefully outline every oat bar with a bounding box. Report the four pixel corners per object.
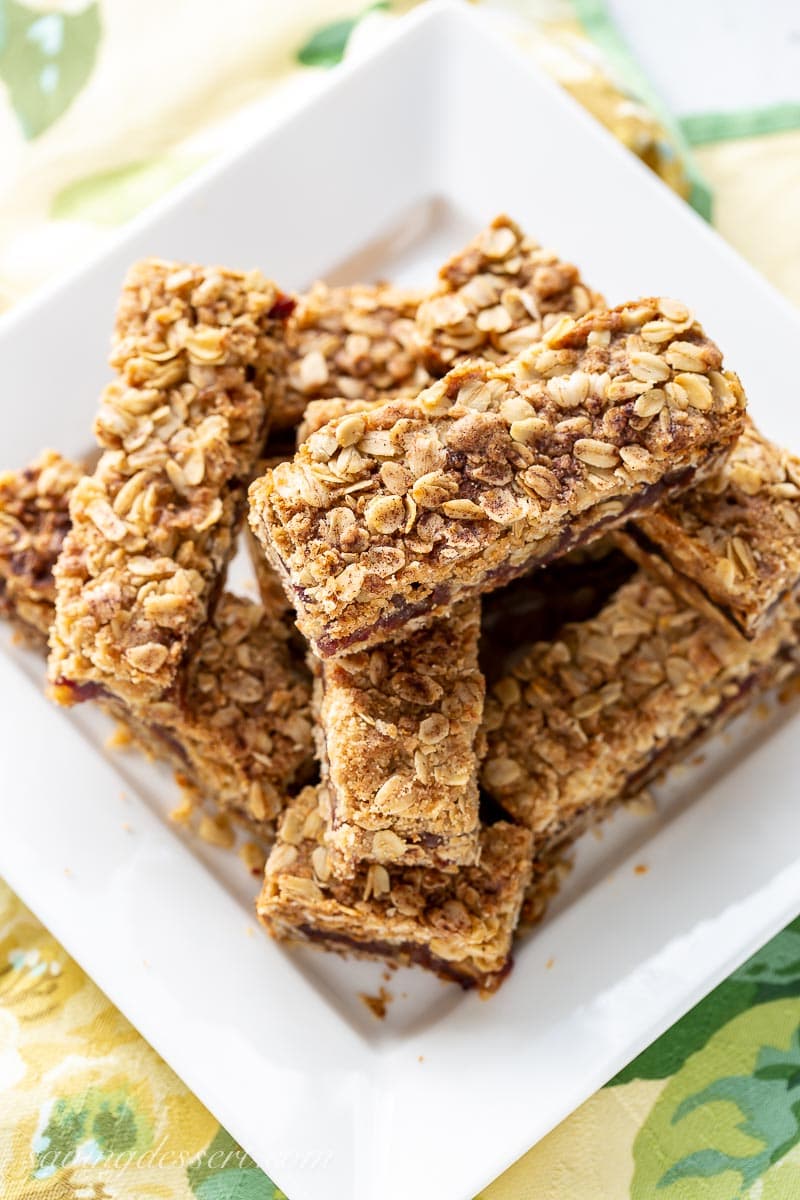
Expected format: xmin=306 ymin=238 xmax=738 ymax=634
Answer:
xmin=413 ymin=214 xmax=603 ymax=374
xmin=0 ymin=452 xmax=84 ymax=648
xmin=292 ymin=215 xmax=596 ymax=439
xmin=614 ymin=420 xmax=800 ymax=639
xmin=480 ymin=540 xmax=635 ymax=683
xmin=257 ymin=784 xmax=532 ymax=994
xmin=1 ymin=450 xmax=314 ymax=834
xmin=116 ymin=591 xmax=315 ymax=833
xmin=244 ymin=457 xmax=297 ymax=617
xmin=250 ymin=298 xmax=746 ymax=659
xmin=314 ymin=599 xmax=484 ymax=874
xmin=49 ymin=259 xmax=290 ymax=709
xmin=276 ymin=281 xmax=432 ymax=431
xmin=481 ymin=573 xmax=799 ymax=854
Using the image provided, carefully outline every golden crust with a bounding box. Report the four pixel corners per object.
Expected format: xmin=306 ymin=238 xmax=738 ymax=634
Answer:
xmin=275 ymin=281 xmax=432 ymax=431
xmin=249 ymin=298 xmax=746 ymax=658
xmin=1 ymin=450 xmax=314 ymax=833
xmin=616 ymin=419 xmax=800 ymax=638
xmin=297 ymin=396 xmax=386 ymax=444
xmin=0 ymin=451 xmax=83 ymax=646
xmin=482 ymin=572 xmax=799 ymax=851
xmin=413 ymin=213 xmax=604 ymax=373
xmin=49 ymin=259 xmax=289 ymax=708
xmin=143 ymin=591 xmax=314 ymax=830
xmin=258 ymin=784 xmax=532 ymax=995
xmin=315 ymin=599 xmax=484 ymax=874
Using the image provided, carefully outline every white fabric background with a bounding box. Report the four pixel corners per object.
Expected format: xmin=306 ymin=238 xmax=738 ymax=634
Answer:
xmin=609 ymin=0 xmax=800 ymax=116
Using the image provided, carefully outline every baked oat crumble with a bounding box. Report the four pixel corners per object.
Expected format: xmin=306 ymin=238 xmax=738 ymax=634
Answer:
xmin=615 ymin=419 xmax=800 ymax=638
xmin=250 ymin=297 xmax=746 ymax=658
xmin=315 ymin=599 xmax=485 ymax=874
xmin=258 ymin=784 xmax=532 ymax=994
xmin=50 ymin=259 xmax=290 ymax=708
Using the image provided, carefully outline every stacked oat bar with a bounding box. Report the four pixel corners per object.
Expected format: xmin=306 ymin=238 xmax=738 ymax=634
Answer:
xmin=250 ymin=220 xmax=800 ymax=993
xmin=252 ymin=298 xmax=744 ymax=658
xmin=314 ymin=600 xmax=486 ymax=874
xmin=252 ymin=219 xmax=615 ymax=990
xmin=3 ymin=216 xmax=798 ymax=998
xmin=49 ymin=259 xmax=290 ymax=708
xmin=1 ymin=263 xmax=315 ymax=838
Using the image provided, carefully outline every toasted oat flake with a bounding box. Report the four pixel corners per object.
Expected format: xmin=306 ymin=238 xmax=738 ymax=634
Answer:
xmin=285 ymin=281 xmax=433 ymax=434
xmin=0 ymin=451 xmax=84 ymax=647
xmin=0 ymin=450 xmax=315 ymax=837
xmin=198 ymin=812 xmax=236 ymax=849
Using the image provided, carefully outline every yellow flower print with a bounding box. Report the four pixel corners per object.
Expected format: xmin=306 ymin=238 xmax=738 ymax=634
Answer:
xmin=0 ymin=1008 xmax=25 ymax=1092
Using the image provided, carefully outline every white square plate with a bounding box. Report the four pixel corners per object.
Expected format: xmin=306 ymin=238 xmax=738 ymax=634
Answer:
xmin=2 ymin=4 xmax=800 ymax=1198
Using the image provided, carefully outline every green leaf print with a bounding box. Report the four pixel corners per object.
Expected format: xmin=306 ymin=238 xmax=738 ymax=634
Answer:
xmin=613 ymin=920 xmax=800 ymax=1085
xmin=0 ymin=0 xmax=101 ymax=140
xmin=659 ymin=1071 xmax=800 ymax=1191
xmin=632 ymin=1001 xmax=800 ymax=1200
xmin=297 ymin=2 xmax=389 ymax=67
xmin=34 ymin=1098 xmax=88 ymax=1176
xmin=732 ymin=926 xmax=800 ymax=992
xmin=92 ymin=1097 xmax=140 ymax=1155
xmin=33 ymin=1088 xmax=152 ymax=1178
xmin=611 ymin=977 xmax=757 ymax=1086
xmin=187 ymin=1126 xmax=285 ymax=1200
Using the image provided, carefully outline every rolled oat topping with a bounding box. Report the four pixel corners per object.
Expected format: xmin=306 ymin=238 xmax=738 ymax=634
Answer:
xmin=481 ymin=572 xmax=799 ymax=852
xmin=249 ymin=298 xmax=746 ymax=658
xmin=0 ymin=451 xmax=83 ymax=646
xmin=277 ymin=281 xmax=432 ymax=432
xmin=413 ymin=213 xmax=604 ymax=373
xmin=288 ymin=216 xmax=600 ymax=441
xmin=258 ymin=784 xmax=532 ymax=994
xmin=57 ymin=591 xmax=315 ymax=836
xmin=11 ymin=224 xmax=798 ymax=1001
xmin=141 ymin=591 xmax=315 ymax=830
xmin=522 ymin=851 xmax=574 ymax=928
xmin=49 ymin=259 xmax=290 ymax=708
xmin=314 ymin=599 xmax=485 ymax=875
xmin=296 ymin=396 xmax=386 ymax=444
xmin=58 ymin=590 xmax=313 ymax=835
xmin=615 ymin=419 xmax=800 ymax=638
